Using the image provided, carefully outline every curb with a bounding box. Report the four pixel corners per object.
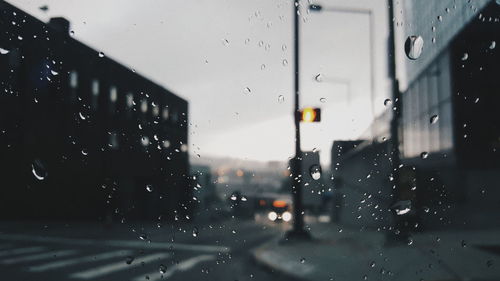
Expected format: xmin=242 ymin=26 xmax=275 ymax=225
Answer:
xmin=250 ymin=240 xmax=311 ymax=281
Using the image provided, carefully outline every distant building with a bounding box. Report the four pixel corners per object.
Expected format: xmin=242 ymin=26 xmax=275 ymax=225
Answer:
xmin=0 ymin=1 xmax=190 ymax=221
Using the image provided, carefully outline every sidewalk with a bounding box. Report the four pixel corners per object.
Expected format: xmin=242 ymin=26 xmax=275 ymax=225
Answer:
xmin=252 ymin=222 xmax=500 ymax=281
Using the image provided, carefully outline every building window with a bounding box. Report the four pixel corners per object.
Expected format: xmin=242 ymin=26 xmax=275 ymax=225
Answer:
xmin=140 ymin=99 xmax=148 ymax=113
xmin=109 ymin=86 xmax=117 ymax=103
xmin=69 ymin=71 xmax=78 ymax=88
xmin=91 ymin=79 xmax=99 ymax=109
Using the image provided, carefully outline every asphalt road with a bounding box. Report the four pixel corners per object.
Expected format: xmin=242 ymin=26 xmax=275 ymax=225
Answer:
xmin=0 ymin=215 xmax=291 ymax=281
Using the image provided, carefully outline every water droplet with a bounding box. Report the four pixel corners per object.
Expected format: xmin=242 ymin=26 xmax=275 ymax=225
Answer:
xmin=192 ymin=227 xmax=199 ymax=237
xmin=139 ymin=234 xmax=148 ymax=240
xmin=282 ymin=44 xmax=287 ymax=51
xmin=70 ymin=30 xmax=75 ymax=36
xmin=81 ymin=149 xmax=88 ymax=156
xmin=369 ymin=261 xmax=376 ymax=267
xmin=230 ymin=194 xmax=237 ymax=201
xmin=50 ymin=70 xmax=58 ymax=75
xmin=314 ymin=74 xmax=323 ymax=82
xmin=300 ymin=258 xmax=305 ymax=264
xmin=31 ymin=159 xmax=47 ymax=180
xmin=461 ymin=240 xmax=467 ymax=248
xmin=489 ymin=41 xmax=496 ymax=50
xmin=407 ymin=238 xmax=413 ymax=245
xmin=437 ymin=15 xmax=443 ymax=21
xmin=420 ymin=152 xmax=429 ymax=159
xmin=282 ymin=59 xmax=288 ymax=66
xmin=222 ymin=39 xmax=229 ymax=46
xmin=320 ymin=98 xmax=326 ymax=103
xmin=261 ymin=64 xmax=266 ymax=70
xmin=243 ymin=87 xmax=251 ymax=95
xmin=309 ymin=165 xmax=321 ymax=180
xmin=159 ymin=264 xmax=167 ymax=274
xmin=98 ymin=52 xmax=104 ymax=58
xmin=146 ymin=184 xmax=153 ymax=192
xmin=430 ymin=115 xmax=439 ymax=124
xmin=125 ymin=256 xmax=135 ymax=265
xmin=278 ymin=95 xmax=285 ymax=103
xmin=241 ymin=196 xmax=247 ymax=202
xmin=461 ymin=53 xmax=469 ymax=61
xmin=393 ymin=200 xmax=411 ymax=215
xmin=78 ymin=112 xmax=86 ymax=120
xmin=384 ymin=99 xmax=392 ymax=106
xmin=405 ymin=35 xmax=424 ymax=60
xmin=0 ymin=47 xmax=10 ymax=55
xmin=17 ymin=35 xmax=23 ymax=40
xmin=423 ymin=206 xmax=430 ymax=213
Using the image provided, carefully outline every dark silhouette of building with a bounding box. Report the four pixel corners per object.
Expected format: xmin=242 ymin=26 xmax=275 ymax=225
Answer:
xmin=0 ymin=1 xmax=190 ymax=221
xmin=331 ymin=1 xmax=500 ymax=230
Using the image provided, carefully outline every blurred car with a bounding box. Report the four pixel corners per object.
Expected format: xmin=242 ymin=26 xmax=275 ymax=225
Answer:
xmin=267 ymin=199 xmax=292 ymax=223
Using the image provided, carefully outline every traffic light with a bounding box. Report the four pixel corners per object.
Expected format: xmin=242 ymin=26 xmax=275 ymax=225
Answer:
xmin=300 ymin=107 xmax=321 ymax=122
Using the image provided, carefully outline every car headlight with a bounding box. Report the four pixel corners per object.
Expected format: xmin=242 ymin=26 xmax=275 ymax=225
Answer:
xmin=282 ymin=211 xmax=292 ymax=222
xmin=268 ymin=211 xmax=278 ymax=221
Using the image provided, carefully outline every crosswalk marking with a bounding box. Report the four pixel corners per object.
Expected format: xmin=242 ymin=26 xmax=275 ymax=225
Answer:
xmin=132 ymin=254 xmax=215 ymax=281
xmin=0 ymin=249 xmax=78 ymax=265
xmin=70 ymin=252 xmax=171 ymax=280
xmin=28 ymin=250 xmax=133 ymax=272
xmin=0 ymin=246 xmax=46 ymax=258
xmin=0 ymin=233 xmax=230 ymax=253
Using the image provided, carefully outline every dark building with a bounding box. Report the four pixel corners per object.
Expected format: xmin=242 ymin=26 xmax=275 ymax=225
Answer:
xmin=332 ymin=0 xmax=500 ymax=230
xmin=0 ymin=1 xmax=190 ymax=221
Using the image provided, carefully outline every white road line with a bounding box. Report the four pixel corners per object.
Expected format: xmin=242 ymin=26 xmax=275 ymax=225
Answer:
xmin=0 ymin=233 xmax=230 ymax=253
xmin=132 ymin=254 xmax=215 ymax=281
xmin=0 ymin=249 xmax=78 ymax=265
xmin=0 ymin=246 xmax=46 ymax=258
xmin=28 ymin=250 xmax=133 ymax=272
xmin=70 ymin=252 xmax=170 ymax=280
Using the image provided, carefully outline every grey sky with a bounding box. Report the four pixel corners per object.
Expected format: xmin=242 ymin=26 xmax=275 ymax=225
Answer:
xmin=8 ymin=0 xmax=390 ymax=165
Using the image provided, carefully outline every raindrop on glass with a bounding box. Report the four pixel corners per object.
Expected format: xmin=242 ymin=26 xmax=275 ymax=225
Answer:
xmin=192 ymin=227 xmax=199 ymax=237
xmin=278 ymin=95 xmax=285 ymax=103
xmin=0 ymin=47 xmax=10 ymax=55
xmin=243 ymin=87 xmax=251 ymax=95
xmin=489 ymin=41 xmax=496 ymax=50
xmin=309 ymin=165 xmax=321 ymax=180
xmin=420 ymin=152 xmax=429 ymax=159
xmin=300 ymin=258 xmax=306 ymax=264
xmin=430 ymin=115 xmax=439 ymax=124
xmin=31 ymin=159 xmax=47 ymax=181
xmin=98 ymin=52 xmax=105 ymax=58
xmin=393 ymin=200 xmax=411 ymax=215
xmin=282 ymin=59 xmax=288 ymax=66
xmin=125 ymin=256 xmax=134 ymax=265
xmin=314 ymin=74 xmax=323 ymax=82
xmin=50 ymin=70 xmax=58 ymax=75
xmin=384 ymin=99 xmax=392 ymax=106
xmin=461 ymin=53 xmax=468 ymax=61
xmin=146 ymin=184 xmax=153 ymax=192
xmin=404 ymin=35 xmax=424 ymax=60
xmin=159 ymin=264 xmax=167 ymax=274
xmin=320 ymin=98 xmax=326 ymax=103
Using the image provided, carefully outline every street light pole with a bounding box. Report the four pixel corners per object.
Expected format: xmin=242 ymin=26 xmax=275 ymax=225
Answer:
xmin=309 ymin=4 xmax=376 ymax=138
xmin=285 ymin=0 xmax=310 ymax=241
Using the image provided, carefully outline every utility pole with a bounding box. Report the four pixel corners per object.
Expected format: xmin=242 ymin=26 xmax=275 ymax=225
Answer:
xmin=285 ymin=0 xmax=310 ymax=241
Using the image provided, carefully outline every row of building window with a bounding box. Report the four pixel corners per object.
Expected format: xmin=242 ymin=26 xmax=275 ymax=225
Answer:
xmin=68 ymin=71 xmax=179 ymax=123
xmin=401 ymin=49 xmax=454 ymax=158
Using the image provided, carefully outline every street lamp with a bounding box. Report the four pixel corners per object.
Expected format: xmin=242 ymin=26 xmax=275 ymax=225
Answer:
xmin=309 ymin=3 xmax=376 ymax=138
xmin=317 ymin=75 xmax=352 ymax=106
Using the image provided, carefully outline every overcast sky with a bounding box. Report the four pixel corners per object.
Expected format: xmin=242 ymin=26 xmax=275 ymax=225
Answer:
xmin=8 ymin=0 xmax=390 ymax=165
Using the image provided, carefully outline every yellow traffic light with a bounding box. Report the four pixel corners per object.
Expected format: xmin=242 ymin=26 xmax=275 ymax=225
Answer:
xmin=300 ymin=107 xmax=321 ymax=122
